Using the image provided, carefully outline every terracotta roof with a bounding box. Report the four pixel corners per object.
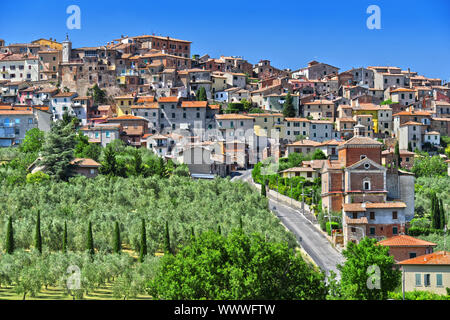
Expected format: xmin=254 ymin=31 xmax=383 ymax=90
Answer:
xmin=215 ymin=114 xmax=254 ymax=120
xmin=181 ymin=101 xmax=208 ymax=108
xmin=54 ymin=92 xmax=77 ymax=98
xmin=131 ymin=103 xmax=158 ymax=109
xmin=287 ymin=139 xmax=321 ymax=147
xmin=247 ymin=113 xmax=284 ymax=117
xmin=209 ymin=104 xmax=220 ymax=110
xmin=158 ymin=96 xmax=179 ymax=103
xmin=397 ymin=251 xmax=450 ymax=265
xmin=390 ymin=88 xmax=416 ymax=93
xmin=435 ymin=100 xmax=450 ymax=106
xmin=285 ymin=117 xmax=310 ymax=122
xmin=338 ymin=118 xmax=356 ymax=122
xmin=304 ymin=99 xmax=334 ymax=105
xmin=136 ymin=96 xmax=155 ymax=103
xmin=379 ymin=235 xmax=437 ymax=247
xmin=319 ymin=139 xmax=342 ymax=146
xmin=425 ymin=131 xmax=440 ymax=135
xmin=107 ymin=115 xmax=147 ymax=121
xmin=340 ymin=136 xmax=383 ymax=146
xmin=0 ymin=110 xmax=33 ymax=115
xmin=301 ymin=159 xmax=327 ymax=169
xmin=343 ymin=202 xmax=406 ymax=212
xmin=70 ymin=158 xmax=101 ymax=167
xmin=401 ymin=121 xmax=423 ymax=126
xmin=393 ymin=111 xmax=431 ymax=116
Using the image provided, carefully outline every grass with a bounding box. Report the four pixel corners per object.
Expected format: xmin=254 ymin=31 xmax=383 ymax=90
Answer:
xmin=0 ymin=284 xmax=153 ymax=300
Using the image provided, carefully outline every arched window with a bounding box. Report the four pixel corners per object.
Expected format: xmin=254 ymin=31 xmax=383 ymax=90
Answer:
xmin=363 ymin=178 xmax=371 ymax=191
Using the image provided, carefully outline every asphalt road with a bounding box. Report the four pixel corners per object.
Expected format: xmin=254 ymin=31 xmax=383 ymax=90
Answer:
xmin=231 ymin=169 xmax=345 ymax=278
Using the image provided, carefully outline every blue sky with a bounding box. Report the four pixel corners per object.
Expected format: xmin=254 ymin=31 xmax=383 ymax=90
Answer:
xmin=1 ymin=0 xmax=449 ymax=81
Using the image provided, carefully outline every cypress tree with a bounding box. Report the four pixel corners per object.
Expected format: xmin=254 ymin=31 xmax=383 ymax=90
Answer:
xmin=113 ymin=221 xmax=121 ymax=254
xmin=164 ymin=220 xmax=171 ymax=255
xmin=282 ymin=93 xmax=296 ymax=118
xmin=394 ymin=141 xmax=401 ymax=168
xmin=261 ymin=182 xmax=266 ymax=197
xmin=217 ymin=225 xmax=222 ymax=235
xmin=86 ymin=221 xmax=94 ymax=255
xmin=139 ymin=219 xmax=147 ymax=262
xmin=190 ymin=226 xmax=195 ymax=239
xmin=62 ymin=221 xmax=68 ymax=253
xmin=34 ymin=210 xmax=42 ymax=254
xmin=439 ymin=199 xmax=446 ymax=230
xmin=239 ymin=216 xmax=243 ymax=231
xmin=5 ymin=216 xmax=14 ymax=254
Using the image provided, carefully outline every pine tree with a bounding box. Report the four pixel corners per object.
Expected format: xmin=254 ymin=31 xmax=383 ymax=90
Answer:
xmin=62 ymin=221 xmax=68 ymax=253
xmin=282 ymin=93 xmax=296 ymax=118
xmin=113 ymin=221 xmax=121 ymax=254
xmin=34 ymin=210 xmax=42 ymax=254
xmin=86 ymin=221 xmax=94 ymax=255
xmin=5 ymin=216 xmax=14 ymax=254
xmin=38 ymin=119 xmax=77 ymax=181
xmin=139 ymin=219 xmax=147 ymax=262
xmin=261 ymin=181 xmax=266 ymax=197
xmin=164 ymin=221 xmax=172 ymax=255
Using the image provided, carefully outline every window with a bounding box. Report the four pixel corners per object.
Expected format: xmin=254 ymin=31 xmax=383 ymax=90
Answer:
xmin=351 ymin=227 xmax=356 ymax=233
xmin=393 ymin=226 xmax=398 ymax=235
xmin=409 ymin=252 xmax=416 ymax=259
xmin=415 ymin=274 xmax=421 ymax=286
xmin=436 ymin=274 xmax=443 ymax=287
xmin=363 ymin=181 xmax=371 ymax=191
xmin=360 ymin=155 xmax=366 ymax=160
xmin=370 ymin=227 xmax=375 ymax=235
xmin=106 ymin=131 xmax=110 ymax=138
xmin=352 ymin=212 xmax=358 ymax=219
xmin=424 ymin=274 xmax=431 ymax=287
xmin=392 ymin=211 xmax=398 ymax=219
xmin=369 ymin=212 xmax=375 ymax=220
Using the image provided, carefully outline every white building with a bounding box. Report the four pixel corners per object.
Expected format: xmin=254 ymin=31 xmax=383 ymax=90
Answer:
xmin=50 ymin=92 xmax=78 ymax=121
xmin=0 ymin=53 xmax=39 ymax=82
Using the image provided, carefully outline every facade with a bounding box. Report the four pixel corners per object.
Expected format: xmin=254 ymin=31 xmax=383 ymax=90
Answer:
xmin=398 ymin=251 xmax=450 ymax=295
xmin=80 ymin=123 xmax=121 ymax=147
xmin=302 ymin=99 xmax=335 ymax=120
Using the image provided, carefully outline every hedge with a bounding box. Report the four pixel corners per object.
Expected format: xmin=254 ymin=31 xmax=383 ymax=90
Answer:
xmin=326 ymin=222 xmax=340 ymax=236
xmin=407 ymin=227 xmax=444 ymax=236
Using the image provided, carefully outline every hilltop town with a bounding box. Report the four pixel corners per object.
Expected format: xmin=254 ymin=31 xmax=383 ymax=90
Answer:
xmin=0 ymin=34 xmax=449 ymax=299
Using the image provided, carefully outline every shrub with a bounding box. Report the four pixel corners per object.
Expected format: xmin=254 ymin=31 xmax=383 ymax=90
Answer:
xmin=326 ymin=222 xmax=340 ymax=236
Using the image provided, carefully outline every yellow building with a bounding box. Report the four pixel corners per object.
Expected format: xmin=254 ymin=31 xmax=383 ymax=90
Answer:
xmin=32 ymin=38 xmax=63 ymax=50
xmin=280 ymin=167 xmax=319 ymax=181
xmin=113 ymin=95 xmax=135 ymax=116
xmin=247 ymin=113 xmax=285 ymax=138
xmin=398 ymin=251 xmax=450 ymax=296
xmin=352 ymin=103 xmax=392 ymax=134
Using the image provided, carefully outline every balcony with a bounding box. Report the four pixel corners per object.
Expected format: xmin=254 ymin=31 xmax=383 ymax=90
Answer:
xmin=0 ymin=123 xmax=15 ymax=128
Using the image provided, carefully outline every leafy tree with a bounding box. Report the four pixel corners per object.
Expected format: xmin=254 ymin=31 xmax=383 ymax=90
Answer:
xmin=312 ymin=149 xmax=327 ymax=160
xmin=139 ymin=219 xmax=147 ymax=263
xmin=5 ymin=216 xmax=14 ymax=254
xmin=282 ymin=92 xmax=295 ymax=118
xmin=20 ymin=128 xmax=45 ymax=154
xmin=87 ymin=84 xmax=107 ymax=105
xmin=337 ymin=237 xmax=401 ymax=300
xmin=74 ymin=132 xmax=102 ymax=162
xmin=38 ymin=119 xmax=77 ymax=181
xmin=147 ymin=230 xmax=327 ymax=299
xmin=15 ymin=265 xmax=43 ymax=300
xmin=113 ymin=221 xmax=121 ymax=254
xmin=412 ymin=155 xmax=447 ymax=178
xmin=408 ymin=142 xmax=412 ymax=152
xmin=86 ymin=221 xmax=94 ymax=255
xmin=164 ymin=220 xmax=172 ymax=255
xmin=26 ymin=171 xmax=50 ymax=184
xmin=241 ymin=98 xmax=252 ymax=112
xmin=62 ymin=221 xmax=68 ymax=253
xmin=34 ymin=211 xmax=42 ymax=253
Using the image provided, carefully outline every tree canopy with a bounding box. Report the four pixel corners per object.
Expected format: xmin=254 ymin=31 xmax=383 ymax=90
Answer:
xmin=147 ymin=229 xmax=327 ymax=299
